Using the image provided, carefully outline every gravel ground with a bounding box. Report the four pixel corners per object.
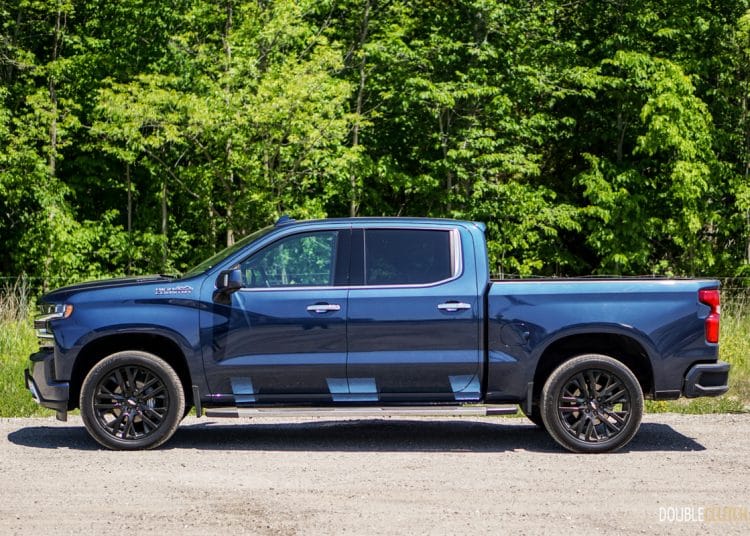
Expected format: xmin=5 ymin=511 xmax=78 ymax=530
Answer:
xmin=1 ymin=413 xmax=749 ymax=535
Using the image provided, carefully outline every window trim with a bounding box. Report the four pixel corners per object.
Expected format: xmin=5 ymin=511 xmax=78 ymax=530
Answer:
xmin=234 ymin=225 xmax=464 ymax=292
xmin=235 ymin=229 xmax=342 ymax=291
xmin=358 ymin=227 xmax=463 ymax=289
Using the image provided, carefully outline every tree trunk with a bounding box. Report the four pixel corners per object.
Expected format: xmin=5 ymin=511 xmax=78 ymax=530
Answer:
xmin=439 ymin=108 xmax=453 ymax=213
xmin=742 ymin=89 xmax=750 ymax=264
xmin=48 ymin=8 xmax=63 ymax=177
xmin=162 ymin=178 xmax=168 ymax=268
xmin=349 ymin=0 xmax=372 ymax=218
xmin=126 ymin=162 xmax=132 ymax=274
xmin=224 ymin=2 xmax=235 ymax=246
xmin=43 ymin=7 xmax=65 ymax=290
xmin=616 ymin=111 xmax=625 ymax=164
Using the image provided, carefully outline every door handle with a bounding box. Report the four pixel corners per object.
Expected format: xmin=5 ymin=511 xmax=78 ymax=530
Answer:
xmin=306 ymin=303 xmax=341 ymax=313
xmin=437 ymin=302 xmax=472 ymax=312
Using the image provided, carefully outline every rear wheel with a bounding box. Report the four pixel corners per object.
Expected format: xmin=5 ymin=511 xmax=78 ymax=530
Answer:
xmin=541 ymin=354 xmax=643 ymax=453
xmin=80 ymin=351 xmax=185 ymax=450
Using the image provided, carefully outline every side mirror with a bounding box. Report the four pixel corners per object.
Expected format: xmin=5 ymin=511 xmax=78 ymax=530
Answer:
xmin=215 ymin=269 xmax=243 ymax=293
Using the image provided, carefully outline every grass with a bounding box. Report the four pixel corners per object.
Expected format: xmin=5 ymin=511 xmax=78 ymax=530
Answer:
xmin=0 ymin=278 xmax=53 ymax=418
xmin=646 ymin=294 xmax=750 ymax=414
xmin=0 ymin=281 xmax=748 ymax=417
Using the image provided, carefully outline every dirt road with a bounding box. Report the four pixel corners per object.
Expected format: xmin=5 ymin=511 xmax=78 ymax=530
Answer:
xmin=1 ymin=414 xmax=749 ymax=535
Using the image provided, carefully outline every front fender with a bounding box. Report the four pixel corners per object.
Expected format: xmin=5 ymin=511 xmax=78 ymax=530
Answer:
xmin=52 ymin=298 xmax=202 ymax=382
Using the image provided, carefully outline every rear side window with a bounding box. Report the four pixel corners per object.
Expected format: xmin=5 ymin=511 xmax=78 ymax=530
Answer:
xmin=364 ymin=229 xmax=456 ymax=285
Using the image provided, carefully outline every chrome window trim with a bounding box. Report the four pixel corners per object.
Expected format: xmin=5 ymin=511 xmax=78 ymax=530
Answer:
xmin=236 ymin=229 xmax=340 ymax=291
xmin=360 ymin=227 xmax=462 ymax=289
xmin=237 ymin=285 xmax=345 ymax=293
xmin=235 ymin=226 xmax=464 ymax=292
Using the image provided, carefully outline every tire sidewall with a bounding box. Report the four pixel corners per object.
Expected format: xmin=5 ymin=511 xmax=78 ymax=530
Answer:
xmin=541 ymin=354 xmax=644 ymax=453
xmin=80 ymin=351 xmax=185 ymax=450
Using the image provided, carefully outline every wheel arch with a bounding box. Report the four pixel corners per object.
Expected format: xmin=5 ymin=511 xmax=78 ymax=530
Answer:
xmin=531 ymin=331 xmax=654 ymax=403
xmin=69 ymin=332 xmax=193 ymax=411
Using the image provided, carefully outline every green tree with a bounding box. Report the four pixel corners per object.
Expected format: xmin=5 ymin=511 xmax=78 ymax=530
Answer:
xmin=92 ymin=0 xmax=353 ymax=272
xmin=573 ymin=52 xmax=718 ymax=274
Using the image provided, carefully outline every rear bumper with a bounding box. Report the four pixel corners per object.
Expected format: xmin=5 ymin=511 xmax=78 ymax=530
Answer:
xmin=683 ymin=361 xmax=730 ymax=398
xmin=25 ymin=350 xmax=69 ymax=414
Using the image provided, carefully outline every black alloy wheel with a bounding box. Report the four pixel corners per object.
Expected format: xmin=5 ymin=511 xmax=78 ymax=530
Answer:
xmin=541 ymin=354 xmax=643 ymax=453
xmin=80 ymin=351 xmax=185 ymax=450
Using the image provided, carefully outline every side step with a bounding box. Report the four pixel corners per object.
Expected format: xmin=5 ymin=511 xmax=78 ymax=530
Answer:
xmin=204 ymin=405 xmax=518 ymax=419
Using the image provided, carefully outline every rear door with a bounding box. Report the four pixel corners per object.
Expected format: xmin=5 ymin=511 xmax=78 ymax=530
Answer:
xmin=346 ymin=225 xmax=482 ymax=402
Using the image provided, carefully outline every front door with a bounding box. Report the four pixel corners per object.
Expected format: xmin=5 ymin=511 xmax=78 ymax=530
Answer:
xmin=201 ymin=229 xmax=350 ymax=403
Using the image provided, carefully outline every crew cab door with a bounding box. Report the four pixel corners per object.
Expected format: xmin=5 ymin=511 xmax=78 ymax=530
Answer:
xmin=201 ymin=228 xmax=350 ymax=403
xmin=346 ymin=226 xmax=482 ymax=402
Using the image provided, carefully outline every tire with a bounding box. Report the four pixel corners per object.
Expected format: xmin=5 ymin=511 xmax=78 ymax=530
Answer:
xmin=80 ymin=351 xmax=185 ymax=450
xmin=520 ymin=402 xmax=545 ymax=428
xmin=541 ymin=354 xmax=643 ymax=453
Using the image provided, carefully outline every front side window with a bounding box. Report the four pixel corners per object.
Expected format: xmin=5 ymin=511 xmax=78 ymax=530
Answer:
xmin=240 ymin=231 xmax=338 ymax=288
xmin=364 ymin=229 xmax=456 ymax=285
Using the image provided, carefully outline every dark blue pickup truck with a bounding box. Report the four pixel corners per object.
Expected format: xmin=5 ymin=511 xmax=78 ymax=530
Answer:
xmin=26 ymin=217 xmax=730 ymax=452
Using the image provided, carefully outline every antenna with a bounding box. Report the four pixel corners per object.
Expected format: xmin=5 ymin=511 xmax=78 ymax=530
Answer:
xmin=275 ymin=215 xmax=297 ymax=227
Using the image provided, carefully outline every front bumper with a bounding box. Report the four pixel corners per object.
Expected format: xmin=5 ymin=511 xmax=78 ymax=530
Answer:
xmin=25 ymin=350 xmax=69 ymax=418
xmin=683 ymin=361 xmax=730 ymax=398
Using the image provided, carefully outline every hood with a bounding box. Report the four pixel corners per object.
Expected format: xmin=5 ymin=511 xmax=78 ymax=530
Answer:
xmin=42 ymin=275 xmax=177 ymax=303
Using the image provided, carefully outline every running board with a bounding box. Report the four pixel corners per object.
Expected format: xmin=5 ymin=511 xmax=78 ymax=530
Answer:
xmin=204 ymin=405 xmax=518 ymax=419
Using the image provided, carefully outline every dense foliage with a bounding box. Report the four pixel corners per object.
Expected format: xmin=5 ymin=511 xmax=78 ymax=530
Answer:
xmin=2 ymin=0 xmax=750 ymax=286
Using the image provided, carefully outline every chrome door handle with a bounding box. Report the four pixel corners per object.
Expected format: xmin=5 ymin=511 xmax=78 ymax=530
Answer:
xmin=437 ymin=302 xmax=472 ymax=312
xmin=306 ymin=303 xmax=341 ymax=313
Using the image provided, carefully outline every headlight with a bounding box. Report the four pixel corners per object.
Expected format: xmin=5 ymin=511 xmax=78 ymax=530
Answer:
xmin=34 ymin=303 xmax=74 ymax=346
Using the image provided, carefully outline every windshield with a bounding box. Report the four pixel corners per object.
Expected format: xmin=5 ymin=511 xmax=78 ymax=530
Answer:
xmin=182 ymin=225 xmax=274 ymax=277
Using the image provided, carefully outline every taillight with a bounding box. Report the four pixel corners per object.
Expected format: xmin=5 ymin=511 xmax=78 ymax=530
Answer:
xmin=698 ymin=289 xmax=720 ymax=343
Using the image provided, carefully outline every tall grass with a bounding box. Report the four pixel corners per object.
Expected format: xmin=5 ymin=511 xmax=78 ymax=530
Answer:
xmin=0 ymin=278 xmax=51 ymax=417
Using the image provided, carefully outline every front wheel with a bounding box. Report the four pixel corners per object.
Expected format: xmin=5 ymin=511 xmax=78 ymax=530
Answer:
xmin=541 ymin=354 xmax=643 ymax=453
xmin=80 ymin=351 xmax=185 ymax=450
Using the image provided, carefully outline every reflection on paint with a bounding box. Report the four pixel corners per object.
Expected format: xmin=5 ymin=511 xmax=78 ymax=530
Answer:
xmin=326 ymin=376 xmax=379 ymax=402
xmin=449 ymin=374 xmax=480 ymax=401
xmin=231 ymin=377 xmax=256 ymax=403
xmin=489 ymin=350 xmax=518 ymax=363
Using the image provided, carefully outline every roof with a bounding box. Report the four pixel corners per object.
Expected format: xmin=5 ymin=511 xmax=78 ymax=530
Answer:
xmin=274 ymin=215 xmax=485 ymax=231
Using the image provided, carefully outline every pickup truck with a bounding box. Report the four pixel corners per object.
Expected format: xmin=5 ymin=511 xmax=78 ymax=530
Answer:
xmin=26 ymin=217 xmax=730 ymax=453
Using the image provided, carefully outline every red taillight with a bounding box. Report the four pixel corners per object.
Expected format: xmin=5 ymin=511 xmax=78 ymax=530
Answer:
xmin=698 ymin=289 xmax=720 ymax=343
